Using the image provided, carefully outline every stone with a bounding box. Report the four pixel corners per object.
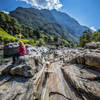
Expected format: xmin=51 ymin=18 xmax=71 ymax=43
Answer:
xmin=4 ymin=43 xmax=49 ymax=58
xmin=34 ymin=61 xmax=82 ymax=100
xmin=2 ymin=55 xmax=44 ymax=77
xmin=72 ymin=52 xmax=100 ymax=70
xmin=65 ymin=49 xmax=100 ymax=71
xmin=85 ymin=42 xmax=100 ymax=49
xmin=97 ymin=42 xmax=100 ymax=48
xmin=0 ymin=54 xmax=46 ymax=100
xmin=84 ymin=52 xmax=100 ymax=70
xmin=0 ymin=76 xmax=35 ymax=100
xmin=1 ymin=47 xmax=100 ymax=100
xmin=10 ymin=65 xmax=34 ymax=78
xmin=4 ymin=42 xmax=18 ymax=57
xmin=62 ymin=64 xmax=100 ymax=100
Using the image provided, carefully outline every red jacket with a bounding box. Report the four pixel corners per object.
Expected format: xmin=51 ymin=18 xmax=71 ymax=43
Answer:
xmin=17 ymin=46 xmax=26 ymax=55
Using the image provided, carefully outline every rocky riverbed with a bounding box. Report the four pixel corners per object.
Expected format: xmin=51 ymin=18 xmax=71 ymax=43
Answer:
xmin=0 ymin=43 xmax=100 ymax=100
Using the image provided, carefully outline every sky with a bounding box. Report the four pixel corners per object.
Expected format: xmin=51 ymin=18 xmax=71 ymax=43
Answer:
xmin=0 ymin=0 xmax=100 ymax=31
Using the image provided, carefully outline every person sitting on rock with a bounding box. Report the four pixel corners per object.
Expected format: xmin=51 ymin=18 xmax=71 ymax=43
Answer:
xmin=12 ymin=41 xmax=26 ymax=64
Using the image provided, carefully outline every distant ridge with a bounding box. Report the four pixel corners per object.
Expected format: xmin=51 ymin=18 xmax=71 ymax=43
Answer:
xmin=10 ymin=7 xmax=89 ymax=43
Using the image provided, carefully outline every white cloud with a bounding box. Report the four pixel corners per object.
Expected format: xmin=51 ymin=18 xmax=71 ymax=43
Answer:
xmin=18 ymin=0 xmax=63 ymax=10
xmin=90 ymin=26 xmax=96 ymax=32
xmin=1 ymin=10 xmax=9 ymax=14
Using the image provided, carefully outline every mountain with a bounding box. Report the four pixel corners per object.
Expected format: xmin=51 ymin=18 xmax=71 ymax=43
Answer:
xmin=10 ymin=7 xmax=62 ymax=36
xmin=51 ymin=9 xmax=89 ymax=38
xmin=0 ymin=11 xmax=73 ymax=47
xmin=10 ymin=7 xmax=89 ymax=43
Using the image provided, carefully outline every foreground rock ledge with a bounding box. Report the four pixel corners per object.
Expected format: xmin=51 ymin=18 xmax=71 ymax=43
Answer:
xmin=0 ymin=46 xmax=100 ymax=100
xmin=0 ymin=54 xmax=45 ymax=100
xmin=62 ymin=64 xmax=100 ymax=100
xmin=2 ymin=55 xmax=44 ymax=78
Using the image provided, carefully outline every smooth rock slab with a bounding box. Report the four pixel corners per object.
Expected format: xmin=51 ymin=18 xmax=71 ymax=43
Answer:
xmin=62 ymin=64 xmax=100 ymax=100
xmin=37 ymin=62 xmax=82 ymax=100
xmin=72 ymin=52 xmax=100 ymax=70
xmin=84 ymin=53 xmax=100 ymax=70
xmin=0 ymin=76 xmax=35 ymax=100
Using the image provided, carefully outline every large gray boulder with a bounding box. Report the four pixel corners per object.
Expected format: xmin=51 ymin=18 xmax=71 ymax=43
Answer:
xmin=10 ymin=64 xmax=34 ymax=78
xmin=26 ymin=46 xmax=49 ymax=57
xmin=85 ymin=52 xmax=100 ymax=70
xmin=2 ymin=55 xmax=44 ymax=78
xmin=4 ymin=42 xmax=18 ymax=57
xmin=73 ymin=52 xmax=100 ymax=70
xmin=85 ymin=42 xmax=100 ymax=49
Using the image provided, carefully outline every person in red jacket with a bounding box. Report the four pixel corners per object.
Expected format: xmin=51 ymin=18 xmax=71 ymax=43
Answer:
xmin=12 ymin=41 xmax=26 ymax=64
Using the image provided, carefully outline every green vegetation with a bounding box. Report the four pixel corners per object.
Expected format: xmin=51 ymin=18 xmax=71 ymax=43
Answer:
xmin=0 ymin=27 xmax=30 ymax=44
xmin=0 ymin=11 xmax=43 ymax=39
xmin=0 ymin=11 xmax=73 ymax=47
xmin=0 ymin=26 xmax=73 ymax=47
xmin=0 ymin=11 xmax=21 ymax=35
xmin=78 ymin=30 xmax=100 ymax=47
xmin=10 ymin=7 xmax=65 ymax=38
xmin=59 ymin=38 xmax=71 ymax=47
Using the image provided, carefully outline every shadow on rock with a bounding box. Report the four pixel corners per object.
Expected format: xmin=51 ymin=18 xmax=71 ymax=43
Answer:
xmin=1 ymin=64 xmax=15 ymax=75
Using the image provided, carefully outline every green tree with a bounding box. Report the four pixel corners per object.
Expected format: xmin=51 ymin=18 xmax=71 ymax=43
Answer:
xmin=78 ymin=29 xmax=100 ymax=47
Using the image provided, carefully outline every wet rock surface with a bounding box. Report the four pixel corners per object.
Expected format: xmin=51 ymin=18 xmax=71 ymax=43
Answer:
xmin=0 ymin=44 xmax=100 ymax=100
